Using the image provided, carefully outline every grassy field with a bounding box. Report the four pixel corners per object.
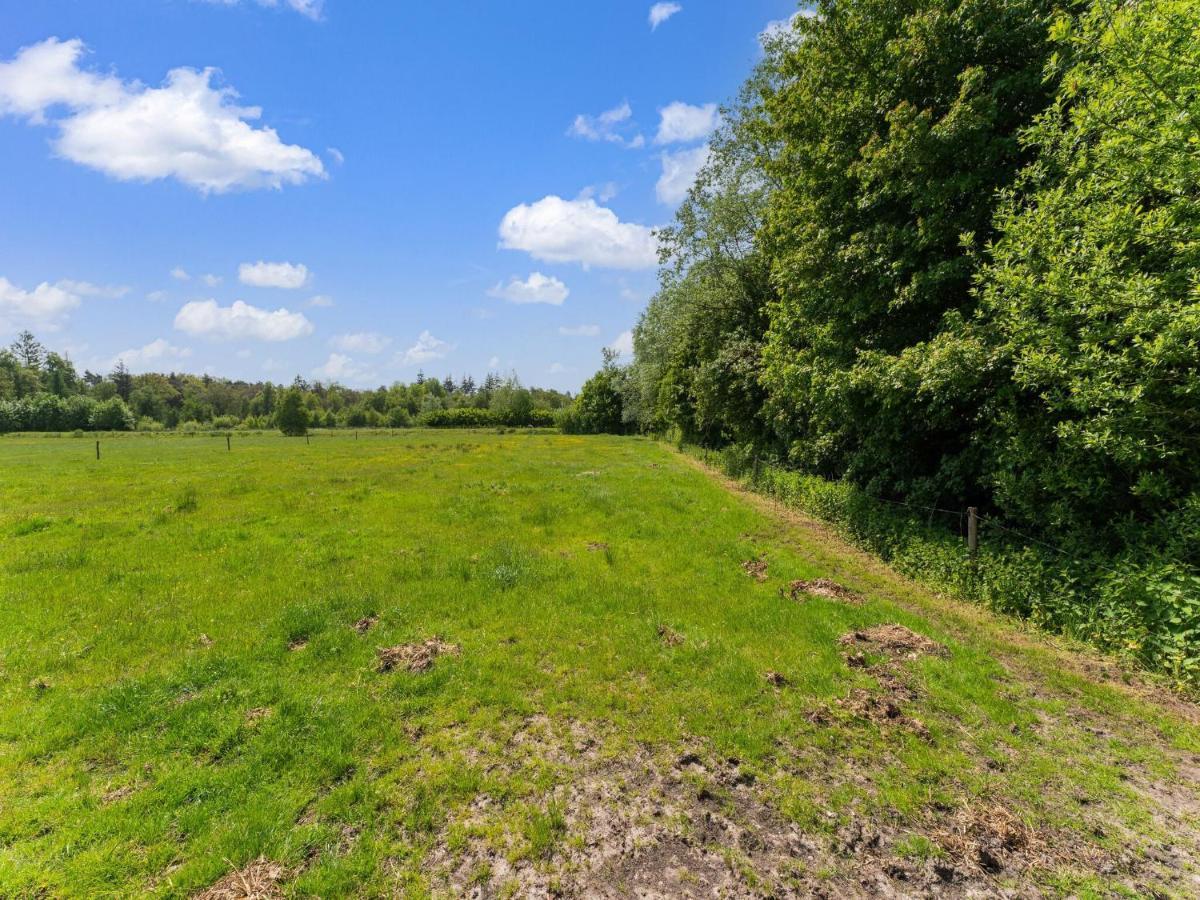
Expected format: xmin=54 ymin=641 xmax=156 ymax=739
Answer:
xmin=0 ymin=430 xmax=1197 ymax=898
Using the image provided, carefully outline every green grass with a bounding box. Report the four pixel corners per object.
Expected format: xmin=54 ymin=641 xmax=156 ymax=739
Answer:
xmin=0 ymin=430 xmax=1196 ymax=897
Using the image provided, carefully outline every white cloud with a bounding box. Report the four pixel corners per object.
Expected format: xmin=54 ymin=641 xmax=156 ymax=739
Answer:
xmin=487 ymin=355 xmax=501 ymax=369
xmin=0 ymin=277 xmax=82 ymax=325
xmin=578 ymin=181 xmax=619 ymax=203
xmin=331 ymin=331 xmax=390 ymax=353
xmin=399 ymin=330 xmax=453 ymax=366
xmin=0 ymin=38 xmax=325 ymax=193
xmin=326 ymin=146 xmax=344 ymax=165
xmin=313 ymin=352 xmax=362 ymax=381
xmin=238 ymin=260 xmax=310 ymax=289
xmin=609 ymin=329 xmax=635 ymax=357
xmin=656 ymin=145 xmax=711 ymax=205
xmin=760 ymin=9 xmax=817 ymax=45
xmin=171 ymin=267 xmax=191 ymax=281
xmin=567 ymin=102 xmax=644 ymax=149
xmin=559 ymin=324 xmax=600 ymax=337
xmin=147 ymin=290 xmax=168 ymax=303
xmin=111 ymin=338 xmax=192 ymax=372
xmin=173 ymin=299 xmax=313 ymax=341
xmin=201 ymin=273 xmax=223 ymax=287
xmin=499 ymin=196 xmax=658 ymax=270
xmin=200 ymin=0 xmax=325 ymax=23
xmin=487 ymin=272 xmax=569 ymax=306
xmin=56 ymin=279 xmax=128 ymax=299
xmin=649 ymin=2 xmax=682 ymax=30
xmin=655 ymin=101 xmax=718 ymax=145
xmin=307 ymin=294 xmax=334 ymax=307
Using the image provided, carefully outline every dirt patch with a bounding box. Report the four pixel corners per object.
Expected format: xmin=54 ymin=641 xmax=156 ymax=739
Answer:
xmin=783 ymin=578 xmax=864 ymax=605
xmin=377 ymin=638 xmax=460 ymax=673
xmin=657 ymin=625 xmax=684 ymax=647
xmin=586 ymin=541 xmax=609 ymax=552
xmin=423 ymin=717 xmax=826 ymax=898
xmin=741 ymin=556 xmax=768 ymax=582
xmin=352 ymin=615 xmax=379 ymax=634
xmin=764 ymin=670 xmax=789 ymax=688
xmin=287 ymin=638 xmax=309 ymax=652
xmin=245 ymin=707 xmax=273 ymax=726
xmin=839 ymin=624 xmax=946 ymax=659
xmin=933 ymin=804 xmax=1046 ymax=876
xmin=194 ymin=857 xmax=286 ymax=899
xmin=102 ymin=785 xmax=135 ymax=805
xmin=198 ymin=634 xmax=214 ymax=648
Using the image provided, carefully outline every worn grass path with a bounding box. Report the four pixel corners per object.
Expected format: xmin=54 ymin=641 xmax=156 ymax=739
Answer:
xmin=0 ymin=430 xmax=1197 ymax=897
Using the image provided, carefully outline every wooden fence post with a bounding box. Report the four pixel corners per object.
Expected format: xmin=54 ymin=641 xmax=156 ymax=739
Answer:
xmin=95 ymin=440 xmax=100 ymax=460
xmin=226 ymin=435 xmax=231 ymax=452
xmin=967 ymin=507 xmax=978 ymax=559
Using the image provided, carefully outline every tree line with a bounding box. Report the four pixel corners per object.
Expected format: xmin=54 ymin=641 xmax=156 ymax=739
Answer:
xmin=573 ymin=0 xmax=1198 ymax=561
xmin=0 ymin=331 xmax=570 ymax=434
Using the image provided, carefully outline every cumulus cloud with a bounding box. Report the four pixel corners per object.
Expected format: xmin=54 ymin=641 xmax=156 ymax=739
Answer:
xmin=238 ymin=260 xmax=310 ymax=289
xmin=171 ymin=267 xmax=190 ymax=281
xmin=760 ymin=8 xmax=817 ymax=45
xmin=57 ymin=279 xmax=128 ymax=299
xmin=0 ymin=277 xmax=82 ymax=325
xmin=399 ymin=330 xmax=453 ymax=366
xmin=313 ymin=352 xmax=363 ymax=381
xmin=173 ymin=299 xmax=313 ymax=341
xmin=655 ymin=101 xmax=718 ymax=145
xmin=201 ymin=273 xmax=223 ymax=287
xmin=567 ymin=101 xmax=644 ymax=149
xmin=0 ymin=38 xmax=325 ymax=193
xmin=649 ymin=2 xmax=682 ymax=30
xmin=559 ymin=324 xmax=600 ymax=337
xmin=656 ymin=145 xmax=711 ymax=205
xmin=111 ymin=338 xmax=192 ymax=372
xmin=487 ymin=272 xmax=569 ymax=306
xmin=609 ymin=329 xmax=635 ymax=357
xmin=201 ymin=0 xmax=324 ymax=21
xmin=331 ymin=331 xmax=390 ymax=353
xmin=499 ymin=196 xmax=658 ymax=270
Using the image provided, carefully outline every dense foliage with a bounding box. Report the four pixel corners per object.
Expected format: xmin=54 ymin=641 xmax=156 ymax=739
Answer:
xmin=0 ymin=332 xmax=572 ymax=434
xmin=578 ymin=0 xmax=1200 ymax=678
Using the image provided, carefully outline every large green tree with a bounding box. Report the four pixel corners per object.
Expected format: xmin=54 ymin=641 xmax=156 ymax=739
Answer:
xmin=759 ymin=0 xmax=1069 ymax=502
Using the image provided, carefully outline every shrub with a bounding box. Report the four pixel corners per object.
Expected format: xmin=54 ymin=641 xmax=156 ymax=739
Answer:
xmin=89 ymin=397 xmax=135 ymax=432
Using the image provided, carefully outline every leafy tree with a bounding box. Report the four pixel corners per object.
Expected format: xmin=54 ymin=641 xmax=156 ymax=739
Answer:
xmin=276 ymin=388 xmax=310 ymax=436
xmin=110 ymin=360 xmax=133 ymax=401
xmin=758 ymin=0 xmax=1069 ymax=501
xmin=573 ymin=349 xmax=629 ymax=434
xmin=90 ymin=397 xmax=135 ymax=431
xmin=969 ymin=0 xmax=1200 ymax=530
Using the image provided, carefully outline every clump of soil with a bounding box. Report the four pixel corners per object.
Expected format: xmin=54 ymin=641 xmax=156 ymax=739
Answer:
xmin=783 ymin=578 xmax=864 ymax=605
xmin=586 ymin=541 xmax=609 ymax=552
xmin=377 ymin=638 xmax=460 ymax=673
xmin=839 ymin=624 xmax=946 ymax=659
xmin=245 ymin=707 xmax=273 ymax=726
xmin=195 ymin=857 xmax=285 ymax=900
xmin=741 ymin=556 xmax=768 ymax=582
xmin=764 ymin=670 xmax=789 ymax=688
xmin=287 ymin=638 xmax=308 ymax=652
xmin=198 ymin=634 xmax=214 ymax=648
xmin=933 ymin=804 xmax=1042 ymax=875
xmin=352 ymin=615 xmax=379 ymax=634
xmin=657 ymin=624 xmax=684 ymax=647
xmin=101 ymin=785 xmax=135 ymax=805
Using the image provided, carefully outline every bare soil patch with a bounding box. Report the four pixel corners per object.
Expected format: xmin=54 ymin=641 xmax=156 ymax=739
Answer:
xmin=657 ymin=625 xmax=684 ymax=647
xmin=783 ymin=578 xmax=864 ymax=605
xmin=352 ymin=615 xmax=379 ymax=634
xmin=287 ymin=638 xmax=308 ymax=652
xmin=244 ymin=707 xmax=272 ymax=726
xmin=194 ymin=857 xmax=285 ymax=900
xmin=586 ymin=542 xmax=609 ymax=552
xmin=377 ymin=638 xmax=460 ymax=673
xmin=741 ymin=556 xmax=768 ymax=582
xmin=839 ymin=624 xmax=946 ymax=659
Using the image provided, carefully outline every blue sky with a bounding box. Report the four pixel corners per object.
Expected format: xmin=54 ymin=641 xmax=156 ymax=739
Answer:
xmin=0 ymin=1 xmax=800 ymax=391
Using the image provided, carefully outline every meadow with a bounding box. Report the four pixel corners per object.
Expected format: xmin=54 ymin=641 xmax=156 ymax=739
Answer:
xmin=0 ymin=430 xmax=1197 ymax=898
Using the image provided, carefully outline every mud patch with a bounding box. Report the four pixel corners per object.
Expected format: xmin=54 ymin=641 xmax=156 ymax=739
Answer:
xmin=783 ymin=578 xmax=864 ymax=605
xmin=352 ymin=615 xmax=379 ymax=634
xmin=377 ymin=638 xmax=460 ymax=673
xmin=741 ymin=556 xmax=768 ymax=582
xmin=839 ymin=624 xmax=946 ymax=659
xmin=424 ymin=717 xmax=824 ymax=898
xmin=657 ymin=625 xmax=684 ymax=647
xmin=195 ymin=857 xmax=286 ymax=899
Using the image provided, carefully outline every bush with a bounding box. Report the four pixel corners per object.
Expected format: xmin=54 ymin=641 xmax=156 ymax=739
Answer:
xmin=276 ymin=388 xmax=309 ymax=436
xmin=89 ymin=397 xmax=135 ymax=432
xmin=418 ymin=407 xmax=497 ymax=428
